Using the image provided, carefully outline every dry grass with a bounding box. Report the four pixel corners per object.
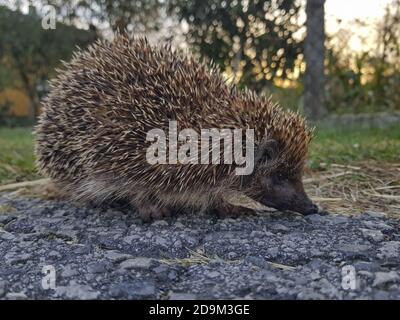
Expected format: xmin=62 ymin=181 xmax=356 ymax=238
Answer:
xmin=304 ymin=162 xmax=400 ymax=218
xmin=159 ymin=247 xmax=237 ymax=267
xmin=159 ymin=247 xmax=296 ymax=270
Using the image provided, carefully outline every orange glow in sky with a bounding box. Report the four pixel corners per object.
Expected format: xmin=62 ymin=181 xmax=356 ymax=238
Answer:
xmin=325 ymin=0 xmax=391 ymax=23
xmin=325 ymin=0 xmax=392 ymax=51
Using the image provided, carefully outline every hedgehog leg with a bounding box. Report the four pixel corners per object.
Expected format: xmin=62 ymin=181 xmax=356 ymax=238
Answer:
xmin=134 ymin=202 xmax=172 ymax=222
xmin=211 ymin=201 xmax=254 ymax=219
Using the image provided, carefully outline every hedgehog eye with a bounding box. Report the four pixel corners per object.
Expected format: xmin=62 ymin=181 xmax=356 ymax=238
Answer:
xmin=255 ymin=139 xmax=278 ymax=166
xmin=274 ymin=173 xmax=288 ymax=183
xmin=258 ymin=150 xmax=270 ymax=163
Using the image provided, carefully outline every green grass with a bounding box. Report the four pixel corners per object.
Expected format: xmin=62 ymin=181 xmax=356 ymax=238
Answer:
xmin=0 ymin=127 xmax=38 ymax=185
xmin=309 ymin=125 xmax=400 ymax=168
xmin=0 ymin=125 xmax=399 ymax=185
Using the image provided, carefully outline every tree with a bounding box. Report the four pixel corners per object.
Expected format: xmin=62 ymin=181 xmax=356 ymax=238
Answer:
xmin=303 ymin=0 xmax=326 ymax=120
xmin=0 ymin=6 xmax=96 ymax=120
xmin=40 ymin=0 xmax=305 ymax=92
xmin=373 ymin=0 xmax=400 ymax=109
xmin=169 ymin=0 xmax=303 ymax=91
xmin=324 ymin=0 xmax=400 ymax=113
xmin=43 ymin=0 xmax=164 ymax=34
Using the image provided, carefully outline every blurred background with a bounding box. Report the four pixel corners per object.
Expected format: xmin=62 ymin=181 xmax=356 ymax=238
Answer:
xmin=0 ymin=0 xmax=399 ymax=215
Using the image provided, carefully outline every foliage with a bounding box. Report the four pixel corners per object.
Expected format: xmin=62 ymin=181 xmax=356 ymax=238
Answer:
xmin=43 ymin=0 xmax=164 ymax=33
xmin=0 ymin=5 xmax=96 ymax=119
xmin=0 ymin=100 xmax=12 ymax=126
xmin=1 ymin=1 xmax=399 ymax=117
xmin=168 ymin=0 xmax=303 ymax=91
xmin=325 ymin=0 xmax=400 ymax=113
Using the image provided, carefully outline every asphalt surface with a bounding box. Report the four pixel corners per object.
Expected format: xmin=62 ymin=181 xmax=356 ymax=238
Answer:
xmin=0 ymin=194 xmax=399 ymax=300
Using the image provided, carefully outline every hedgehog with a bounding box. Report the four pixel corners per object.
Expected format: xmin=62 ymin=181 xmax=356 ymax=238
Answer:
xmin=35 ymin=32 xmax=318 ymax=221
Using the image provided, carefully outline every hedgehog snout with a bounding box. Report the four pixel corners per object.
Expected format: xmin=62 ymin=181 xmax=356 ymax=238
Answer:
xmin=258 ymin=174 xmax=318 ymax=215
xmin=298 ymin=201 xmax=319 ymax=216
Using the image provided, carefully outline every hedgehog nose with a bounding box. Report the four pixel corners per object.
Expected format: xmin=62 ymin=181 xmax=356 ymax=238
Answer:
xmin=308 ymin=204 xmax=319 ymax=215
xmin=302 ymin=204 xmax=319 ymax=215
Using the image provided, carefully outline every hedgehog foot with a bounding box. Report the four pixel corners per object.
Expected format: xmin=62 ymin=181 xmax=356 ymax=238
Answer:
xmin=136 ymin=203 xmax=172 ymax=222
xmin=211 ymin=202 xmax=254 ymax=219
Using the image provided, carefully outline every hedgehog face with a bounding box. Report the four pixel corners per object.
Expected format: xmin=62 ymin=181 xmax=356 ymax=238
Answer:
xmin=250 ymin=139 xmax=318 ymax=215
xmin=256 ymin=172 xmax=318 ymax=215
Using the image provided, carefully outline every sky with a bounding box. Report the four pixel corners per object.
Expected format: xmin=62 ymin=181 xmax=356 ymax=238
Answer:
xmin=326 ymin=0 xmax=391 ymax=23
xmin=325 ymin=0 xmax=392 ymax=51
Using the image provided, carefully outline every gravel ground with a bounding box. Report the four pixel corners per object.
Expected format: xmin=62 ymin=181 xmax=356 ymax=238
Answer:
xmin=0 ymin=194 xmax=399 ymax=300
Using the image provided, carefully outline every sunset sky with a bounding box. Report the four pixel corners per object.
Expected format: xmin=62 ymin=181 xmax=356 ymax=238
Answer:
xmin=326 ymin=0 xmax=391 ymax=24
xmin=325 ymin=0 xmax=392 ymax=51
xmin=325 ymin=0 xmax=392 ymax=32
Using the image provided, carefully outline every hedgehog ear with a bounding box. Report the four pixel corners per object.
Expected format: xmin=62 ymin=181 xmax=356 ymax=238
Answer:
xmin=254 ymin=139 xmax=279 ymax=167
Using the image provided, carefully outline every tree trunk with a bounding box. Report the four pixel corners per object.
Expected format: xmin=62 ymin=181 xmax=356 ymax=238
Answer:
xmin=22 ymin=82 xmax=39 ymax=122
xmin=17 ymin=67 xmax=38 ymax=122
xmin=304 ymin=0 xmax=327 ymax=120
